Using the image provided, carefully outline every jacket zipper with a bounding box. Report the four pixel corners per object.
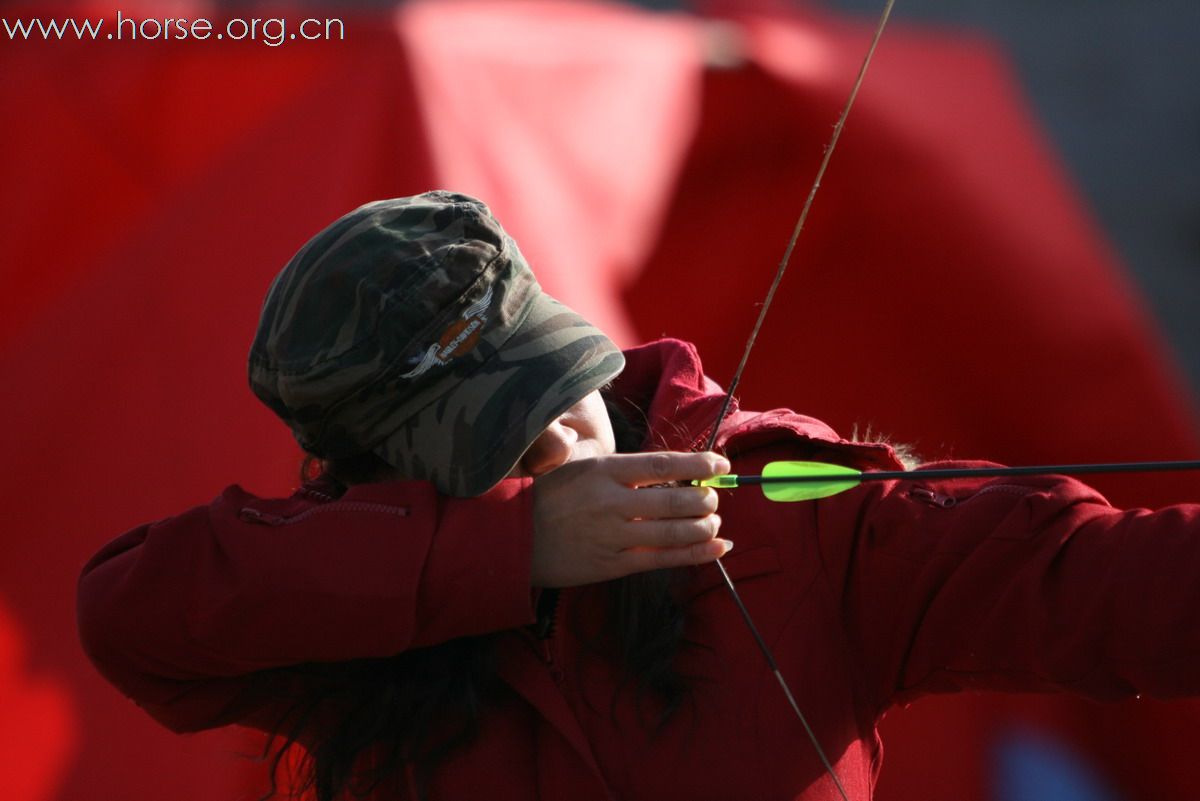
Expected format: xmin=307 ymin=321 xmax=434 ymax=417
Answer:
xmin=534 ymin=588 xmax=560 ymax=640
xmin=532 ymin=589 xmax=566 ymax=684
xmin=909 ymin=487 xmax=957 ymax=508
xmin=238 ymin=501 xmax=409 ymax=526
xmin=909 ymin=483 xmax=1031 ymax=509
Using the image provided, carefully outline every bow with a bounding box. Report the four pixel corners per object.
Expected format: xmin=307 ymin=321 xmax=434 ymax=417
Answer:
xmin=699 ymin=2 xmax=896 ymax=798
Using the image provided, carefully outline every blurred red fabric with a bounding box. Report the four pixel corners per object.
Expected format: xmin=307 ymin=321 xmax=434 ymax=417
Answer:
xmin=1 ymin=2 xmax=1196 ymax=800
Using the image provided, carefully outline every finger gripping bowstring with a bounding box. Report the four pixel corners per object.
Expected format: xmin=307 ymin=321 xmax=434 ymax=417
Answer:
xmin=702 ymin=3 xmax=896 ymax=799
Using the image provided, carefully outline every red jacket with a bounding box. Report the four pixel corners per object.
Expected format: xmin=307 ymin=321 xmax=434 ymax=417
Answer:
xmin=77 ymin=339 xmax=1200 ymax=800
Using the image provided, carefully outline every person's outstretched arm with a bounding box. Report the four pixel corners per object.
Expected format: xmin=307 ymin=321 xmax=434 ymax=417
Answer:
xmin=828 ymin=466 xmax=1200 ymax=713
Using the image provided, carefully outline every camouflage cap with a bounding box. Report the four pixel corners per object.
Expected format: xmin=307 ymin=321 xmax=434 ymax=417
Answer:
xmin=248 ymin=191 xmax=625 ymax=496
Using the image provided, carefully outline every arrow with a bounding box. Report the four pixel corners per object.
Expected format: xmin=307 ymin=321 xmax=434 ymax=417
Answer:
xmin=696 ymin=459 xmax=1200 ymax=502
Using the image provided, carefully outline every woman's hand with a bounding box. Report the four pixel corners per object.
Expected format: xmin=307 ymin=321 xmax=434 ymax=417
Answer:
xmin=530 ymin=451 xmax=732 ymax=588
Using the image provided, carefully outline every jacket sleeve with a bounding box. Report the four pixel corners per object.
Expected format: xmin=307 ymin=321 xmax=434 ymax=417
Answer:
xmin=825 ymin=466 xmax=1200 ymax=715
xmin=76 ymin=477 xmax=537 ymax=732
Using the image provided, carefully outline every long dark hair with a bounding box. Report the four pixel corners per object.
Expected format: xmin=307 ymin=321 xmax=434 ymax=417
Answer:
xmin=262 ymin=396 xmax=688 ymax=800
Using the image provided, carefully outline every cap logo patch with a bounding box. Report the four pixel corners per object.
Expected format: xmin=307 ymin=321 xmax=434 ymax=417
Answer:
xmin=400 ymin=286 xmax=493 ymax=379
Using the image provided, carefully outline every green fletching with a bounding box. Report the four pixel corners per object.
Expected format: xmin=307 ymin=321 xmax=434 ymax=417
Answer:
xmin=760 ymin=461 xmax=862 ymax=502
xmin=693 ymin=461 xmax=863 ymax=501
xmin=695 ymin=474 xmax=741 ymax=489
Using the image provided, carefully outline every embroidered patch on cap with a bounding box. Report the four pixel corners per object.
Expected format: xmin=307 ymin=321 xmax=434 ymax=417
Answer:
xmin=400 ymin=286 xmax=493 ymax=379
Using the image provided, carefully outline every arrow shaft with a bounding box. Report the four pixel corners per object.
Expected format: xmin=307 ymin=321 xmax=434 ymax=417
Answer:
xmin=738 ymin=459 xmax=1200 ymax=486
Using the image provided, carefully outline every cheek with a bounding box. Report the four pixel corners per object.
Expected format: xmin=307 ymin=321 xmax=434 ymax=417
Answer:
xmin=588 ymin=409 xmax=617 ymax=454
xmin=602 ymin=417 xmax=617 ymax=452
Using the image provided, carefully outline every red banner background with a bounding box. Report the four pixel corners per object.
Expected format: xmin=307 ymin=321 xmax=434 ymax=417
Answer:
xmin=2 ymin=3 xmax=1196 ymax=799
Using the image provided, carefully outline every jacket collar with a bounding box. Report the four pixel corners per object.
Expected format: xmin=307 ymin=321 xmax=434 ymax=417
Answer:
xmin=612 ymin=338 xmax=904 ymax=471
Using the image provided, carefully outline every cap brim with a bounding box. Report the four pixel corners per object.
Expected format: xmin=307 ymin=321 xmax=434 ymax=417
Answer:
xmin=374 ymin=295 xmax=625 ymax=496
